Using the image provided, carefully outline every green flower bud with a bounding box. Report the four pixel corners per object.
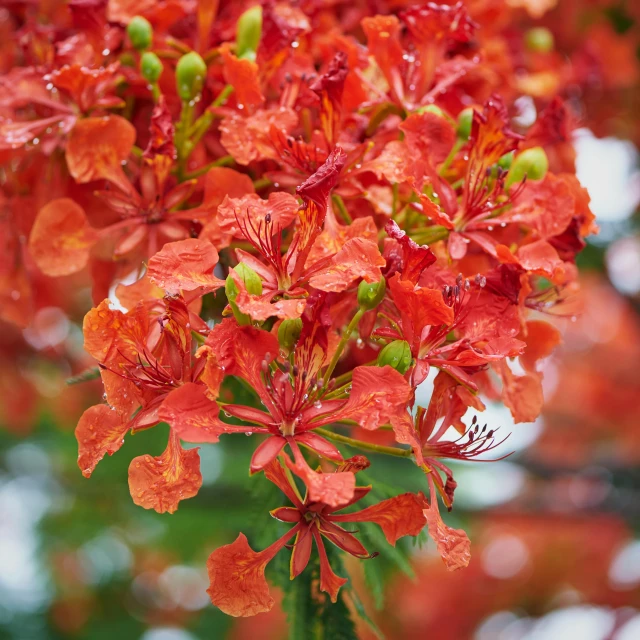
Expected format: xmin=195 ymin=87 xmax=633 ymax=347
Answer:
xmin=416 ymin=104 xmax=445 ymax=117
xmin=457 ymin=107 xmax=475 ymax=140
xmin=278 ymin=318 xmax=303 ymax=350
xmin=119 ymin=52 xmax=136 ymax=68
xmin=175 ymin=51 xmax=207 ymax=101
xmin=127 ymin=16 xmax=153 ymax=51
xmin=140 ymin=51 xmax=163 ymax=83
xmin=357 ymin=276 xmax=386 ymax=310
xmin=225 ymin=275 xmax=250 ymax=326
xmin=497 ymin=151 xmax=514 ymax=170
xmin=505 ymin=146 xmax=549 ymax=188
xmin=236 ymin=5 xmax=263 ymax=61
xmin=233 ymin=262 xmax=263 ymax=296
xmin=377 ymin=340 xmax=412 ymax=375
xmin=525 ymin=27 xmax=554 ymax=53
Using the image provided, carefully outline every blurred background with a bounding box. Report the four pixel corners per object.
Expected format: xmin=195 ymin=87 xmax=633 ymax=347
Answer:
xmin=1 ymin=1 xmax=640 ymax=639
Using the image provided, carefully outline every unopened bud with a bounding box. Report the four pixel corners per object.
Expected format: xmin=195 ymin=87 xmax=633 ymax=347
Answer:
xmin=140 ymin=52 xmax=163 ymax=83
xmin=225 ymin=275 xmax=249 ymax=326
xmin=525 ymin=27 xmax=554 ymax=53
xmin=236 ymin=5 xmax=263 ymax=61
xmin=456 ymin=107 xmax=475 ymax=140
xmin=127 ymin=16 xmax=153 ymax=51
xmin=357 ymin=276 xmax=386 ymax=310
xmin=505 ymin=146 xmax=548 ymax=188
xmin=233 ymin=262 xmax=262 ymax=296
xmin=278 ymin=318 xmax=303 ymax=349
xmin=377 ymin=340 xmax=412 ymax=374
xmin=497 ymin=151 xmax=514 ymax=170
xmin=175 ymin=51 xmax=207 ymax=101
xmin=417 ymin=104 xmax=445 ymax=117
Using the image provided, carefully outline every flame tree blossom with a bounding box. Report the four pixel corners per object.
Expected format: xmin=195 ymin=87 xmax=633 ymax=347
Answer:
xmin=0 ymin=0 xmax=602 ymax=624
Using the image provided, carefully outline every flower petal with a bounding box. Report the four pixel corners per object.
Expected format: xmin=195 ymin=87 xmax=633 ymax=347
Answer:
xmin=76 ymin=404 xmax=129 ymax=478
xmin=331 ymin=493 xmax=426 ymax=545
xmin=29 ymin=198 xmax=97 ymax=277
xmin=423 ymin=500 xmax=471 ymax=571
xmin=159 ymin=383 xmax=251 ymax=443
xmin=147 ymin=238 xmax=225 ymax=294
xmin=66 ymin=115 xmax=136 ymax=193
xmin=128 ymin=431 xmax=202 ymax=514
xmin=207 ymin=530 xmax=297 ymax=617
xmin=336 ymin=365 xmax=413 ymax=431
xmin=309 ymin=237 xmax=385 ymax=292
xmin=312 ymin=529 xmax=348 ymax=602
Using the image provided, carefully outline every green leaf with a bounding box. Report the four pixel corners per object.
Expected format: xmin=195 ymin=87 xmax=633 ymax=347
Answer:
xmin=363 ymin=554 xmax=385 ymax=610
xmin=346 ymin=583 xmax=385 ymax=639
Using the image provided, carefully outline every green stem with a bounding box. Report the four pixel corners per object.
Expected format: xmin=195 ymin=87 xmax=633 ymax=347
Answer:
xmin=253 ymin=177 xmax=272 ymax=190
xmin=332 ymin=194 xmax=352 ymax=224
xmin=322 ymin=307 xmax=365 ymax=388
xmin=439 ymin=138 xmax=464 ymax=176
xmin=175 ymin=99 xmax=195 ymax=180
xmin=182 ymin=155 xmax=235 ymax=180
xmin=314 ymin=428 xmax=412 ymax=458
xmin=411 ymin=225 xmax=449 ymax=245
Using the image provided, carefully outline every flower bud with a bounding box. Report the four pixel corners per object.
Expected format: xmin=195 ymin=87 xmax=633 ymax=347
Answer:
xmin=416 ymin=105 xmax=444 ymax=117
xmin=140 ymin=52 xmax=163 ymax=83
xmin=456 ymin=107 xmax=474 ymax=140
xmin=233 ymin=262 xmax=263 ymax=296
xmin=505 ymin=146 xmax=549 ymax=188
xmin=175 ymin=51 xmax=207 ymax=101
xmin=225 ymin=276 xmax=250 ymax=326
xmin=497 ymin=151 xmax=514 ymax=170
xmin=525 ymin=27 xmax=554 ymax=53
xmin=278 ymin=318 xmax=303 ymax=350
xmin=377 ymin=340 xmax=412 ymax=375
xmin=236 ymin=5 xmax=263 ymax=61
xmin=357 ymin=276 xmax=386 ymax=310
xmin=127 ymin=16 xmax=153 ymax=51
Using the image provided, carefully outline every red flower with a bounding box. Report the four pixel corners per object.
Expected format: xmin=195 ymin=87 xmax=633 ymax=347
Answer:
xmin=206 ymin=457 xmax=426 ymax=616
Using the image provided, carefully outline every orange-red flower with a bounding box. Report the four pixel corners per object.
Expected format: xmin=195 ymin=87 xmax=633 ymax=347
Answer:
xmin=206 ymin=458 xmax=426 ymax=616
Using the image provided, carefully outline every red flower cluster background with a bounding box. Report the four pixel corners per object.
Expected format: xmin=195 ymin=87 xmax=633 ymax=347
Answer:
xmin=1 ymin=0 xmax=639 ymax=637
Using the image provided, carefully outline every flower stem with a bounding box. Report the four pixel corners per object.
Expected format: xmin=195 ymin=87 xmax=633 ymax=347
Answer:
xmin=183 ymin=155 xmax=235 ymax=180
xmin=322 ymin=307 xmax=365 ymax=388
xmin=439 ymin=138 xmax=464 ymax=176
xmin=314 ymin=428 xmax=412 ymax=458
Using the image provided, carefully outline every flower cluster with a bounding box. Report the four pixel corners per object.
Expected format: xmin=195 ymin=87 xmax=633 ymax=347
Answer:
xmin=2 ymin=0 xmax=598 ymax=619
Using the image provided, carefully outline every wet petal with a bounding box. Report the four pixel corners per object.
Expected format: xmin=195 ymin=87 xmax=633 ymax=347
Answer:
xmin=423 ymin=500 xmax=471 ymax=571
xmin=147 ymin=238 xmax=225 ymax=294
xmin=309 ymin=237 xmax=385 ymax=292
xmin=336 ymin=365 xmax=413 ymax=431
xmin=128 ymin=431 xmax=202 ymax=514
xmin=76 ymin=404 xmax=129 ymax=478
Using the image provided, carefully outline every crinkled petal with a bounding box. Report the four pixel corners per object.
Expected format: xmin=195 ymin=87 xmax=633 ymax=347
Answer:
xmin=76 ymin=404 xmax=129 ymax=478
xmin=336 ymin=365 xmax=412 ymax=431
xmin=308 ymin=237 xmax=385 ymax=292
xmin=331 ymin=493 xmax=426 ymax=545
xmin=423 ymin=501 xmax=471 ymax=571
xmin=207 ymin=529 xmax=297 ymax=617
xmin=147 ymin=238 xmax=225 ymax=294
xmin=128 ymin=431 xmax=202 ymax=513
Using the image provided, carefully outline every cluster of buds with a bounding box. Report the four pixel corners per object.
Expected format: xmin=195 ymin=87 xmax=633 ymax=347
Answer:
xmin=1 ymin=0 xmax=598 ymax=619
